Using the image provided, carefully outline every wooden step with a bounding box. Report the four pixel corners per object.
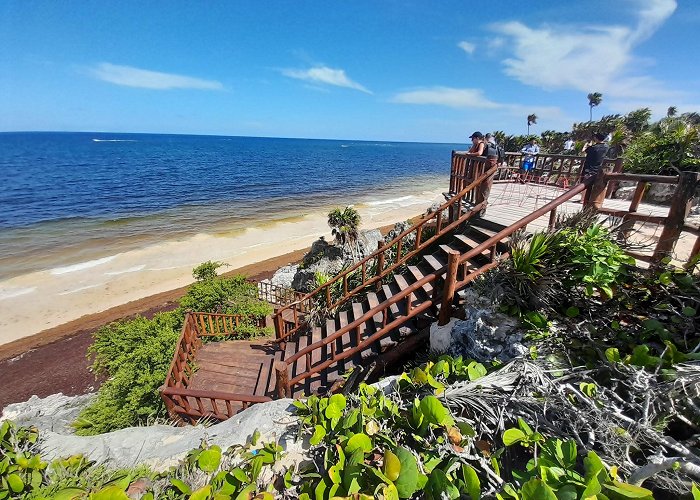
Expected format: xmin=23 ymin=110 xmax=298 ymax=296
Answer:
xmin=292 ymin=332 xmax=309 ymax=380
xmin=423 ymin=253 xmax=446 ymax=272
xmin=406 ymin=265 xmax=434 ymax=297
xmin=382 ymin=284 xmax=402 ymax=318
xmin=336 ymin=311 xmax=351 ymax=374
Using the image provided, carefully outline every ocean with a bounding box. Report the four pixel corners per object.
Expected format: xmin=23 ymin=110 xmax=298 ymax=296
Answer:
xmin=0 ymin=132 xmax=459 ymax=281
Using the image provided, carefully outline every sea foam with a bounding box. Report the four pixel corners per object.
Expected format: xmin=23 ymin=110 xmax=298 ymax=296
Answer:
xmin=105 ymin=264 xmax=146 ymax=276
xmin=50 ymin=256 xmax=117 ymax=275
xmin=365 ymin=195 xmax=415 ymax=206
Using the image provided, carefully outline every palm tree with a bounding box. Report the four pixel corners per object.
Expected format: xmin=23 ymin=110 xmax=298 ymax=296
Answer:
xmin=527 ymin=114 xmax=538 ymax=135
xmin=587 ymin=92 xmax=603 ymax=121
xmin=328 ymin=206 xmax=361 ymax=254
xmin=667 ymin=106 xmax=678 ymax=117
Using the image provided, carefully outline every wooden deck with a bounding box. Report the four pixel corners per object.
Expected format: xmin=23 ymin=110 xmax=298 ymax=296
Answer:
xmin=187 ymin=339 xmax=281 ymax=400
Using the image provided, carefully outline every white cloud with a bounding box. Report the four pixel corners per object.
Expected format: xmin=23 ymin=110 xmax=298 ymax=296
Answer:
xmin=458 ymin=41 xmax=476 ymax=55
xmin=491 ymin=0 xmax=679 ymax=100
xmin=391 ymin=86 xmax=565 ymax=122
xmin=89 ymin=63 xmax=223 ymax=90
xmin=392 ymin=86 xmax=500 ymax=109
xmin=281 ymin=66 xmax=371 ymax=94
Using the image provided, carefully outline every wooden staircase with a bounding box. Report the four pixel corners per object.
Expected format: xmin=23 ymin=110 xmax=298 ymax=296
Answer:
xmin=277 ymin=217 xmax=510 ymax=397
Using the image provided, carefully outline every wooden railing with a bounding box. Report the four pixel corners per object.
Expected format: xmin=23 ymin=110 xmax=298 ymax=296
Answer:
xmin=275 ymin=180 xmax=593 ymax=398
xmin=272 ymin=157 xmax=496 ymax=342
xmin=585 ymin=169 xmax=700 ymax=264
xmin=494 ymin=152 xmax=621 ymax=187
xmin=255 ymin=281 xmax=307 ymax=309
xmin=160 ymin=312 xmax=271 ymax=423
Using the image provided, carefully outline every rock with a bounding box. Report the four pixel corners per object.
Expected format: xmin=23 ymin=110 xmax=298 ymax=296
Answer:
xmin=429 ymin=318 xmax=458 ymax=353
xmin=646 ymin=183 xmax=676 ymax=205
xmin=429 ymin=295 xmax=527 ymax=363
xmin=32 ymin=398 xmax=299 ymax=470
xmin=357 ymin=229 xmax=383 ymax=259
xmin=1 ymin=392 xmax=96 ymax=434
xmin=291 ymin=238 xmax=345 ymax=292
xmin=614 ymin=186 xmax=636 ymax=201
xmin=270 ymin=264 xmax=298 ymax=289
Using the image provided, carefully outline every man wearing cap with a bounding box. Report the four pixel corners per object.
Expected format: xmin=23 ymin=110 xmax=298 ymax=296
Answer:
xmin=466 ymin=131 xmax=485 ymax=157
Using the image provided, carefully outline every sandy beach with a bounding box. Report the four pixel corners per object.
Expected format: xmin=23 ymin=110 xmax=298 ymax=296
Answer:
xmin=0 ymin=188 xmax=446 ymax=347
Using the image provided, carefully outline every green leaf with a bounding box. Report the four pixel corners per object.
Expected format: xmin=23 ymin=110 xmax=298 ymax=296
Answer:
xmin=605 ymin=348 xmax=621 ymax=363
xmin=7 ymin=474 xmax=24 ymax=493
xmin=461 ymin=464 xmax=481 ymax=500
xmin=603 ymin=481 xmax=653 ymax=499
xmin=519 ymin=478 xmax=557 ymax=500
xmin=683 ymin=306 xmax=697 ymax=317
xmin=426 ymin=469 xmax=459 ymax=500
xmin=467 ymin=362 xmax=488 ymax=381
xmin=251 ymin=429 xmax=261 ymax=446
xmin=692 ymin=483 xmax=700 ymax=500
xmin=53 ymin=488 xmax=88 ymax=500
xmin=503 ymin=428 xmax=527 ymax=446
xmin=345 ymin=433 xmax=373 ymax=454
xmin=310 ymin=425 xmax=326 ymax=446
xmin=419 ymin=396 xmax=454 ymax=427
xmin=565 ymin=306 xmax=579 ymax=317
xmin=197 ymin=445 xmax=222 ymax=473
xmin=394 ymin=447 xmax=419 ymax=498
xmin=383 ymin=483 xmax=400 ymax=500
xmin=170 ymin=478 xmax=192 ymax=495
xmin=325 ymin=394 xmax=347 ymax=419
xmin=384 ymin=450 xmax=401 ymax=481
xmin=90 ymin=485 xmax=130 ymax=500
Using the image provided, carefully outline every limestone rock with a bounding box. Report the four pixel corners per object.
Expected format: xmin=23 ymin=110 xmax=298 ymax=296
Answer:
xmin=646 ymin=183 xmax=676 ymax=205
xmin=33 ymin=398 xmax=299 ymax=470
xmin=270 ymin=264 xmax=298 ymax=289
xmin=614 ymin=186 xmax=636 ymax=201
xmin=1 ymin=392 xmax=96 ymax=434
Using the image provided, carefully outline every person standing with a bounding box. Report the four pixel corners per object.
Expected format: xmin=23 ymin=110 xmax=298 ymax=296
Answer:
xmin=520 ymin=138 xmax=539 ymax=172
xmin=581 ymin=132 xmax=610 ymax=205
xmin=564 ymin=137 xmax=575 ymax=152
xmin=466 ymin=131 xmax=485 ymax=156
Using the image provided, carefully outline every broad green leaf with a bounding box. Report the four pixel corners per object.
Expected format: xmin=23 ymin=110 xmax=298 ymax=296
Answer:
xmin=419 ymin=396 xmax=454 ymax=427
xmin=251 ymin=429 xmax=261 ymax=446
xmin=426 ymin=469 xmax=459 ymax=500
xmin=467 ymin=362 xmax=487 ymax=381
xmin=519 ymin=478 xmax=557 ymax=500
xmin=325 ymin=394 xmax=347 ymax=419
xmin=603 ymin=481 xmax=653 ymax=499
xmin=555 ymin=484 xmax=578 ymax=500
xmin=605 ymin=348 xmax=621 ymax=363
xmin=503 ymin=428 xmax=526 ymax=446
xmin=565 ymin=306 xmax=579 ymax=317
xmin=384 ymin=450 xmax=401 ymax=481
xmin=683 ymin=306 xmax=696 ymax=317
xmin=384 ymin=483 xmax=400 ymax=500
xmin=310 ymin=425 xmax=326 ymax=446
xmin=461 ymin=464 xmax=481 ymax=500
xmin=90 ymin=485 xmax=130 ymax=499
xmin=394 ymin=447 xmax=419 ymax=499
xmin=692 ymin=483 xmax=700 ymax=500
xmin=197 ymin=446 xmax=222 ymax=473
xmin=345 ymin=433 xmax=373 ymax=454
xmin=53 ymin=488 xmax=88 ymax=500
xmin=170 ymin=478 xmax=192 ymax=494
xmin=7 ymin=474 xmax=24 ymax=493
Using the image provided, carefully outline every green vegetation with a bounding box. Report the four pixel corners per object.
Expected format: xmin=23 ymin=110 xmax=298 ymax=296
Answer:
xmin=328 ymin=206 xmax=361 ymax=249
xmin=74 ymin=262 xmax=272 ymax=435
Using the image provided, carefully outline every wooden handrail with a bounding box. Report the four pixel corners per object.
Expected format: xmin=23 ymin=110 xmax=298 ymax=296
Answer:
xmin=604 ymin=173 xmax=678 ymax=184
xmin=281 ymin=179 xmax=592 ymax=394
xmin=161 ymin=386 xmax=272 ymax=403
xmin=272 ymin=158 xmax=497 ymax=341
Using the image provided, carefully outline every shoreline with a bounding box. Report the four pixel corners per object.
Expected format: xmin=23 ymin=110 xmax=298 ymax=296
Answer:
xmin=0 ymin=195 xmax=443 ymax=357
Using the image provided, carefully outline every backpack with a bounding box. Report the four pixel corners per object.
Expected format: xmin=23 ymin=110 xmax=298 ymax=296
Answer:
xmin=486 ymin=142 xmax=505 ymax=163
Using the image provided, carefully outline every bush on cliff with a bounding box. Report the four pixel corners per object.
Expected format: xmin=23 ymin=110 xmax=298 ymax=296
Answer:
xmin=74 ymin=264 xmax=272 ymax=435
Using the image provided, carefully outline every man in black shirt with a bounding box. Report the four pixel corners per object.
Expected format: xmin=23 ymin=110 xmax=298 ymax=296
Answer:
xmin=581 ymin=132 xmax=609 ymax=204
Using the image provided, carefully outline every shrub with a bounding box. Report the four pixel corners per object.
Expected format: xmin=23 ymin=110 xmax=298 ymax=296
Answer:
xmin=77 ymin=267 xmax=273 ymax=434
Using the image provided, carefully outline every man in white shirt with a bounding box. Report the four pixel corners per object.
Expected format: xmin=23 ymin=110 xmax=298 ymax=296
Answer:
xmin=564 ymin=138 xmax=574 ymax=152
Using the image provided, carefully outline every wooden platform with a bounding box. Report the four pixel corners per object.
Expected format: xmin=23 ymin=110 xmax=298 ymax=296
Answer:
xmin=187 ymin=339 xmax=282 ymax=400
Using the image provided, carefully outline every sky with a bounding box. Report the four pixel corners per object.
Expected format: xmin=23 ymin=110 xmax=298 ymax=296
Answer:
xmin=1 ymin=0 xmax=699 ymax=143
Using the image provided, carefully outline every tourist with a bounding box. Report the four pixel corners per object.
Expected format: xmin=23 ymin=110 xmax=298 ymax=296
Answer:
xmin=520 ymin=138 xmax=539 ymax=172
xmin=466 ymin=131 xmax=485 ymax=157
xmin=564 ymin=137 xmax=574 ymax=152
xmin=581 ymin=132 xmax=610 ymax=204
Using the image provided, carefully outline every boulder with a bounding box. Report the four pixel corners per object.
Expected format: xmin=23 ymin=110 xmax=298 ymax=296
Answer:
xmin=1 ymin=392 xmax=96 ymax=434
xmin=614 ymin=186 xmax=636 ymax=201
xmin=429 ymin=290 xmax=527 ymax=363
xmin=270 ymin=264 xmax=298 ymax=289
xmin=646 ymin=183 xmax=676 ymax=205
xmin=291 ymin=238 xmax=345 ymax=292
xmin=14 ymin=397 xmax=299 ymax=470
xmin=357 ymin=229 xmax=383 ymax=259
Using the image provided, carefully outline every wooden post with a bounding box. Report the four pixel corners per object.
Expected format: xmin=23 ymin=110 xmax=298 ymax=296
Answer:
xmin=275 ymin=361 xmax=290 ymax=399
xmin=652 ymin=171 xmax=699 ymax=262
xmin=376 ymin=243 xmax=385 ymax=291
xmin=583 ymin=166 xmax=611 ymax=211
xmin=438 ymin=250 xmax=460 ymax=326
xmin=274 ymin=313 xmax=284 ymax=340
xmin=605 ymin=157 xmax=624 ymax=198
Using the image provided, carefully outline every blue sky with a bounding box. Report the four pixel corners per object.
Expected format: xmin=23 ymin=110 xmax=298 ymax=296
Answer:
xmin=1 ymin=0 xmax=698 ymax=142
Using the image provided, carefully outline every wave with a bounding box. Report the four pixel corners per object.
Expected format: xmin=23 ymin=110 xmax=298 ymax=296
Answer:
xmin=92 ymin=139 xmax=137 ymax=142
xmin=365 ymin=195 xmax=415 ymax=206
xmin=105 ymin=264 xmax=146 ymax=276
xmin=50 ymin=255 xmax=117 ymax=275
xmin=0 ymin=287 xmax=36 ymax=301
xmin=58 ymin=283 xmax=104 ymax=295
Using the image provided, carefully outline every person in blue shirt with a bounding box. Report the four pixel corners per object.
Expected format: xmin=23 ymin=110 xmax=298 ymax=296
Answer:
xmin=520 ymin=139 xmax=540 ymax=172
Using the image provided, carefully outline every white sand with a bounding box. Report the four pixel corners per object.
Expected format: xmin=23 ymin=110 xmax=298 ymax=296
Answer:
xmin=0 ymin=189 xmax=446 ymax=345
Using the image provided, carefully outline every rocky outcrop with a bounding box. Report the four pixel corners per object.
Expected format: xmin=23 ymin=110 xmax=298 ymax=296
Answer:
xmin=430 ymin=290 xmax=528 ymax=363
xmin=269 ymin=264 xmax=299 ymax=289
xmin=3 ymin=396 xmax=299 ymax=470
xmin=1 ymin=393 xmax=96 ymax=434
